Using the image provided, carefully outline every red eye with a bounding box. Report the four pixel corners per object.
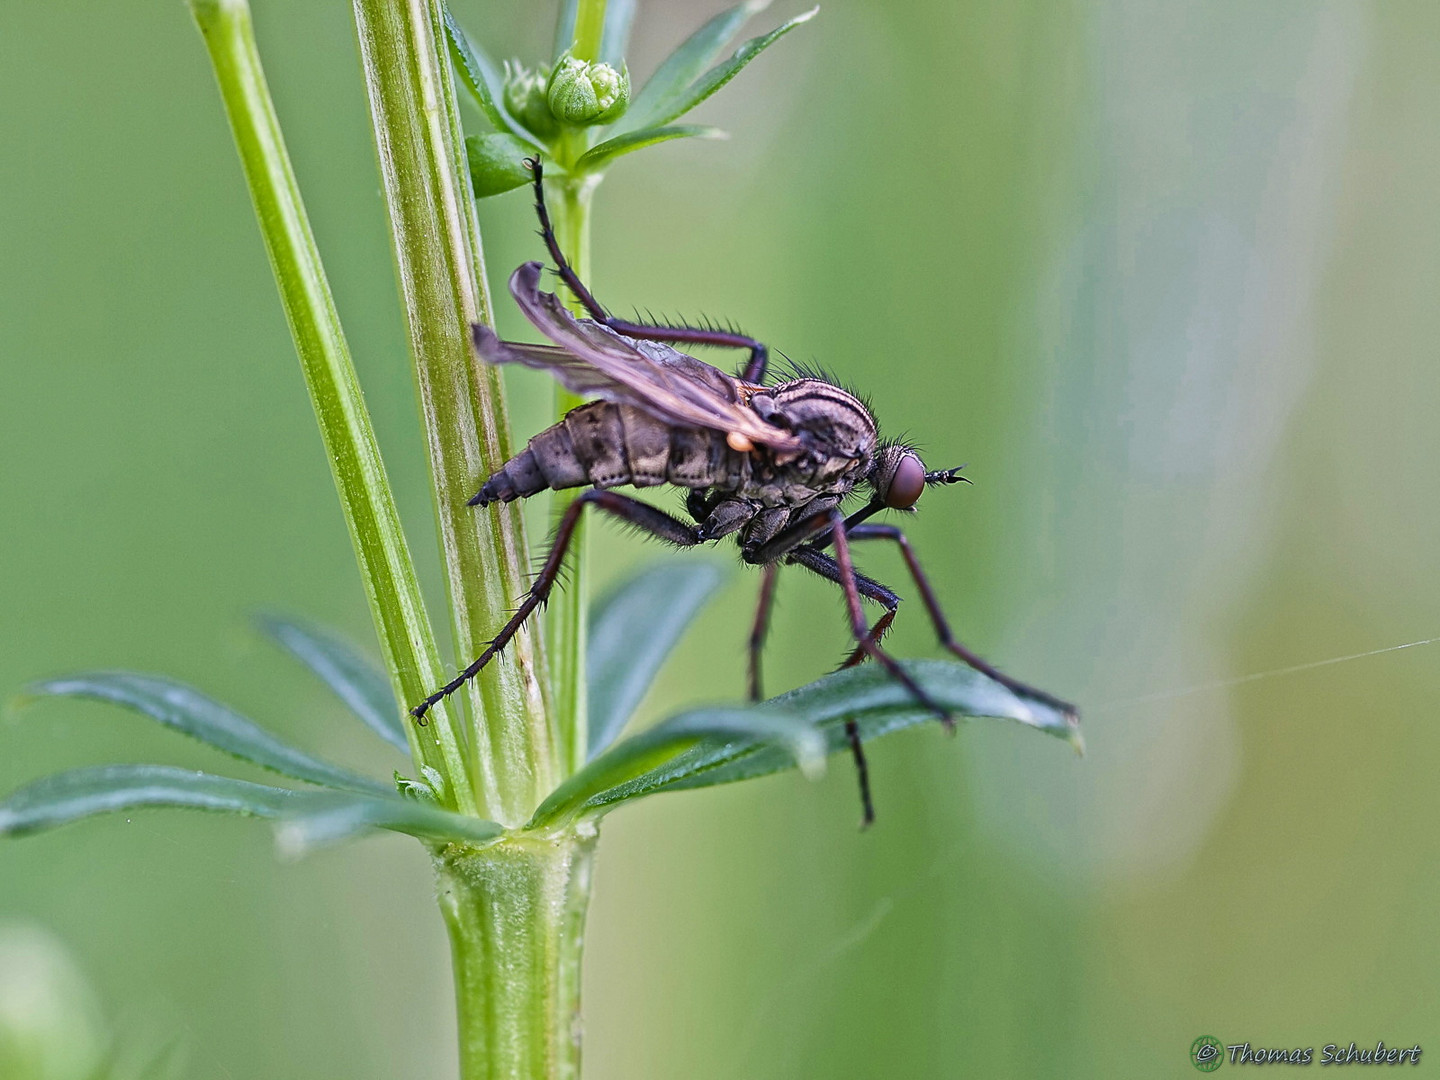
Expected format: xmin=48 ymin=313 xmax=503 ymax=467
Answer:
xmin=885 ymin=454 xmax=926 ymax=509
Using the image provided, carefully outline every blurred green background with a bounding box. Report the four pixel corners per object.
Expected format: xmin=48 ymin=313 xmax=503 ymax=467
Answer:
xmin=3 ymin=0 xmax=1439 ymax=1076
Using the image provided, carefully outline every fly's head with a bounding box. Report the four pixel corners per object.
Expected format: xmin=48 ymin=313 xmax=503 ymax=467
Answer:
xmin=870 ymin=444 xmax=970 ymax=511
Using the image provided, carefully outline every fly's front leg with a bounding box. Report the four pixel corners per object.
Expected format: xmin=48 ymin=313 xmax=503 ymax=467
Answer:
xmin=411 ymin=490 xmax=705 ymax=722
xmin=844 ymin=523 xmax=1078 ymax=720
xmin=757 ymin=550 xmax=876 ymax=824
xmin=526 ymin=158 xmax=770 ymax=382
xmin=843 ymin=717 xmax=874 ymax=828
xmin=748 ymin=563 xmax=779 ymax=701
xmin=786 ymin=536 xmax=917 ymax=829
xmin=788 ymin=513 xmax=953 ymax=730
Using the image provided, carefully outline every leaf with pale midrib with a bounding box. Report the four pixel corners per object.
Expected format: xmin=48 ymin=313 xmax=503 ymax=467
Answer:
xmin=26 ymin=673 xmax=387 ymax=794
xmin=546 ymin=660 xmax=1080 ymax=820
xmin=586 ymin=560 xmax=728 ymax=758
xmin=0 ymin=766 xmax=302 ymax=836
xmin=257 ymin=614 xmax=406 ymax=753
xmin=532 ymin=706 xmax=824 ymax=828
xmin=0 ymin=765 xmax=505 ymax=850
xmin=621 ymin=0 xmax=772 ymax=133
xmin=575 ymin=125 xmax=726 ymax=173
xmin=619 ymin=7 xmax=817 ymax=135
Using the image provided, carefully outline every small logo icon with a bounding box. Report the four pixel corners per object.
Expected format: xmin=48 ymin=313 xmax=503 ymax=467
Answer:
xmin=1191 ymin=1035 xmax=1223 ymax=1071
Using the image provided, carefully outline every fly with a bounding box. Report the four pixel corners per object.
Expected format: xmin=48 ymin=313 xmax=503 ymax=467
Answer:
xmin=412 ymin=158 xmax=1075 ymax=823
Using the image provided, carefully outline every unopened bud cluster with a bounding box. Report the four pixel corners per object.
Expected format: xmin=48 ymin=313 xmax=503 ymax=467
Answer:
xmin=455 ymin=1 xmax=815 ymax=197
xmin=502 ymin=61 xmax=558 ymax=137
xmin=547 ymin=52 xmax=630 ymax=125
xmin=503 ymin=54 xmax=630 ymax=135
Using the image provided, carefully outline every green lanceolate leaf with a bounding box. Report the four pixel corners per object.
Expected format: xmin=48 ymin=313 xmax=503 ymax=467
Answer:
xmin=599 ymin=0 xmax=637 ymax=66
xmin=274 ymin=793 xmax=505 ymax=855
xmin=621 ymin=5 xmax=817 ymax=134
xmin=466 ymin=133 xmax=534 ymax=197
xmin=257 ymin=614 xmax=406 ymax=753
xmin=0 ymin=766 xmax=303 ymax=837
xmin=530 ymin=707 xmax=823 ymax=828
xmin=667 ymin=660 xmax=1081 ymax=790
xmin=443 ymin=4 xmax=546 ymax=151
xmin=552 ymin=0 xmax=580 ymax=63
xmin=0 ymin=765 xmax=505 ymax=851
xmin=622 ymin=0 xmax=771 ymax=132
xmin=26 ymin=673 xmax=387 ymax=794
xmin=586 ymin=560 xmax=728 ymax=759
xmin=548 ymin=660 xmax=1081 ymax=818
xmin=574 ymin=124 xmax=726 ymax=173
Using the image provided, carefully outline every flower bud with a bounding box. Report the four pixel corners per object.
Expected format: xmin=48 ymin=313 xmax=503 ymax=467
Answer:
xmin=546 ymin=53 xmax=630 ymax=126
xmin=502 ymin=61 xmax=558 ymax=138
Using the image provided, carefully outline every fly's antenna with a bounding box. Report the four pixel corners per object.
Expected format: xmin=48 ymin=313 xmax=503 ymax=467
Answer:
xmin=925 ymin=465 xmax=971 ymax=486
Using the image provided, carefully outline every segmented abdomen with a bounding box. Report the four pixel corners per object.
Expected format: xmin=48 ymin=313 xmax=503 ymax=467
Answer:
xmin=472 ymin=402 xmax=745 ymax=505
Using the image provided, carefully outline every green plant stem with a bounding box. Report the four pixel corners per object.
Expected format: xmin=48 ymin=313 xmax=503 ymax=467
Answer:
xmin=546 ymin=173 xmax=600 ymax=776
xmin=570 ymin=0 xmax=607 ymax=63
xmin=438 ymin=834 xmax=597 ymax=1080
xmin=351 ymin=0 xmax=556 ymax=825
xmin=189 ymin=0 xmax=472 ymax=813
xmin=548 ymin=0 xmax=604 ymax=767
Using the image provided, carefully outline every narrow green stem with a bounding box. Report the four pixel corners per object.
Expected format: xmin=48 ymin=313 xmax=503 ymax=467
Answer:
xmin=189 ymin=0 xmax=472 ymax=812
xmin=570 ymin=0 xmax=607 ymax=62
xmin=437 ymin=834 xmax=597 ymax=1080
xmin=351 ymin=0 xmax=556 ymax=825
xmin=546 ymin=175 xmax=600 ymax=776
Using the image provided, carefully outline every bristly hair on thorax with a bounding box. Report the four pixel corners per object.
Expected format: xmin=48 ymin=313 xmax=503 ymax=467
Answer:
xmin=771 ymin=350 xmax=876 ymax=414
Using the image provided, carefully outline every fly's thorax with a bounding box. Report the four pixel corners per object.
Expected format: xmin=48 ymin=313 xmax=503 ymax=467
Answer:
xmin=744 ymin=377 xmax=876 ymax=493
xmin=753 ymin=379 xmax=878 ymax=457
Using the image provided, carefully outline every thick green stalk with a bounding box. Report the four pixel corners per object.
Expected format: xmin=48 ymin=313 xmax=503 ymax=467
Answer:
xmin=189 ymin=0 xmax=473 ymax=813
xmin=437 ymin=835 xmax=597 ymax=1080
xmin=348 ymin=4 xmax=597 ymax=1076
xmin=351 ymin=0 xmax=555 ymax=825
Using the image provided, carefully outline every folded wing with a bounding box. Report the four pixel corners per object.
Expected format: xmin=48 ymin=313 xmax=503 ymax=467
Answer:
xmin=471 ymin=262 xmax=801 ymax=452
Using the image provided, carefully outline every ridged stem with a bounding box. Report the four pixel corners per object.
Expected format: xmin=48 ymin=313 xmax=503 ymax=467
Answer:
xmin=351 ymin=0 xmax=556 ymax=825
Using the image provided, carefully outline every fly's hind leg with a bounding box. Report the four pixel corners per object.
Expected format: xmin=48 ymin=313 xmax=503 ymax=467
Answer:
xmin=526 ymin=158 xmax=771 ymax=382
xmin=411 ymin=490 xmax=705 ymax=722
xmin=842 ymin=523 xmax=1077 ymax=721
xmin=843 ymin=718 xmax=874 ymax=828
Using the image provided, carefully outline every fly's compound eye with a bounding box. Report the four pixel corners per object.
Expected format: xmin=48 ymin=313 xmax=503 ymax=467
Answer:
xmin=885 ymin=453 xmax=926 ymax=509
